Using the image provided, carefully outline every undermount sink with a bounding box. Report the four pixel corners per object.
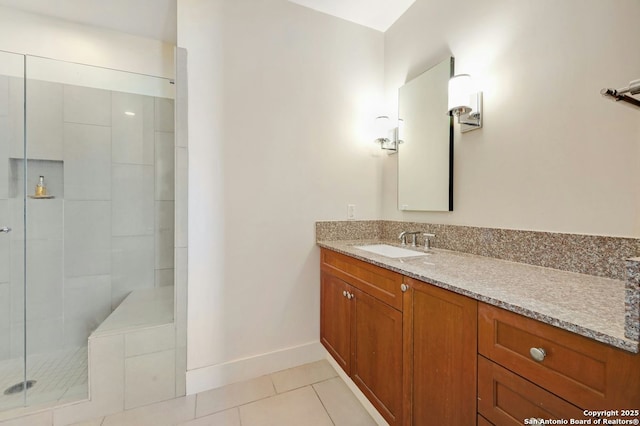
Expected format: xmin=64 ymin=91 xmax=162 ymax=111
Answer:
xmin=354 ymin=244 xmax=428 ymax=259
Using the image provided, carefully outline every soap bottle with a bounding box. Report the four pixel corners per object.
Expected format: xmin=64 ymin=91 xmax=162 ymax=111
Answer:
xmin=35 ymin=176 xmax=47 ymax=197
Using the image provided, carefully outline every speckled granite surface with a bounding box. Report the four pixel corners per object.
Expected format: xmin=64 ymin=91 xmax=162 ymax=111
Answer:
xmin=626 ymin=258 xmax=640 ymax=341
xmin=317 ymin=221 xmax=640 ymax=281
xmin=315 ymin=220 xmax=383 ymax=241
xmin=318 ymin=239 xmax=638 ymax=353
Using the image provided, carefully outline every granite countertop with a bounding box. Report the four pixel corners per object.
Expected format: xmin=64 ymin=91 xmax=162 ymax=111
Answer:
xmin=318 ymin=239 xmax=639 ymax=354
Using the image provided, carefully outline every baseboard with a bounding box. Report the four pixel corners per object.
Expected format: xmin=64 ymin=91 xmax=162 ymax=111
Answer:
xmin=185 ymin=341 xmax=325 ymax=395
xmin=323 ymin=350 xmax=390 ymax=426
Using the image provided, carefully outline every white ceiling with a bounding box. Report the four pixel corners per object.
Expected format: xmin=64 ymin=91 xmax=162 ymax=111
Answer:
xmin=0 ymin=0 xmax=414 ymax=44
xmin=0 ymin=0 xmax=177 ymax=43
xmin=288 ymin=0 xmax=415 ymax=32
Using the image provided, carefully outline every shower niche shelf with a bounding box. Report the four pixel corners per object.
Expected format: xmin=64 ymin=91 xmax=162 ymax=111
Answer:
xmin=9 ymin=158 xmax=64 ymax=199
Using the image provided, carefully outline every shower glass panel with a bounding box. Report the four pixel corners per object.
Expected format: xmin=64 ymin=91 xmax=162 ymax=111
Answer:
xmin=0 ymin=50 xmax=26 ymax=412
xmin=0 ymin=53 xmax=175 ymax=412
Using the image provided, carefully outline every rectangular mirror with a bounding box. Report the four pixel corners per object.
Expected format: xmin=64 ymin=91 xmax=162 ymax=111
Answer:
xmin=398 ymin=57 xmax=453 ymax=211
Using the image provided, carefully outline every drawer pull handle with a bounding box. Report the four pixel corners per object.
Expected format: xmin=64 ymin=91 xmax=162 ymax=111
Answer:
xmin=529 ymin=347 xmax=546 ymax=362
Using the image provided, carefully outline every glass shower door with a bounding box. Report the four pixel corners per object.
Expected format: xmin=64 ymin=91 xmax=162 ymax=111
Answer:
xmin=0 ymin=50 xmax=27 ymax=411
xmin=22 ymin=55 xmax=86 ymax=408
xmin=0 ymin=52 xmax=175 ymax=414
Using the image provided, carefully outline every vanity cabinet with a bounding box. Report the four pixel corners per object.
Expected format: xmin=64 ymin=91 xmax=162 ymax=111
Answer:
xmin=478 ymin=302 xmax=640 ymax=425
xmin=320 ymin=247 xmax=640 ymax=426
xmin=402 ymin=277 xmax=478 ymax=426
xmin=320 ymin=249 xmax=404 ymax=425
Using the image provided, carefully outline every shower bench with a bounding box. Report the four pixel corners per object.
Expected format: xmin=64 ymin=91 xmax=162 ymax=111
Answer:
xmin=52 ymin=286 xmax=179 ymax=425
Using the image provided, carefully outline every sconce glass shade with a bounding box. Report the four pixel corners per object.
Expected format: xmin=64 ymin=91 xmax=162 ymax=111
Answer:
xmin=374 ymin=115 xmax=398 ymax=151
xmin=447 ymin=74 xmax=483 ymax=132
xmin=448 ymin=74 xmax=473 ymax=116
xmin=374 ymin=115 xmax=390 ymax=139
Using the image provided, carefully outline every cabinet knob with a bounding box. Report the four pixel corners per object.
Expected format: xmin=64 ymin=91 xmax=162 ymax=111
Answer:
xmin=343 ymin=290 xmax=355 ymax=300
xmin=401 ymin=284 xmax=409 ymax=292
xmin=529 ymin=347 xmax=546 ymax=362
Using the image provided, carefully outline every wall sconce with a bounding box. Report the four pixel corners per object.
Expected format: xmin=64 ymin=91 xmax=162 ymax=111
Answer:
xmin=374 ymin=115 xmax=400 ymax=152
xmin=447 ymin=74 xmax=483 ymax=132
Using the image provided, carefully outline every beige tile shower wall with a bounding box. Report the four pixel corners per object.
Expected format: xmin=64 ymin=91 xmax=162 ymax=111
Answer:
xmin=0 ymin=75 xmax=175 ymax=358
xmin=154 ymin=97 xmax=175 ymax=290
xmin=316 ymin=220 xmax=640 ymax=281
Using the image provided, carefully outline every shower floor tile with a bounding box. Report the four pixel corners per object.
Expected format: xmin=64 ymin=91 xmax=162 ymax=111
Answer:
xmin=0 ymin=346 xmax=88 ymax=412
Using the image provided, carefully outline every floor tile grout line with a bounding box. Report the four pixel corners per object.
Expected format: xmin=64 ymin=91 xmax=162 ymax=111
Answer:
xmin=236 ymin=406 xmax=242 ymax=426
xmin=225 ymin=381 xmax=341 ymax=424
xmin=311 ymin=383 xmax=336 ymax=426
xmin=270 ymin=367 xmax=339 ymax=395
xmin=268 ymin=374 xmax=277 ymax=395
xmin=192 ymin=378 xmax=274 ymax=420
xmin=193 ymin=391 xmax=199 ymax=422
xmin=189 ymin=392 xmax=197 ymax=424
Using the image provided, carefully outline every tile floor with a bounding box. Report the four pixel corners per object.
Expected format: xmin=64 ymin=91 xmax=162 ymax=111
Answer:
xmin=69 ymin=360 xmax=378 ymax=426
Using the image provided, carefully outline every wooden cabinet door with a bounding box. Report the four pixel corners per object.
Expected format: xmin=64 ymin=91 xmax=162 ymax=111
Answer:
xmin=320 ymin=271 xmax=352 ymax=374
xmin=403 ymin=277 xmax=478 ymax=426
xmin=351 ymin=287 xmax=403 ymax=426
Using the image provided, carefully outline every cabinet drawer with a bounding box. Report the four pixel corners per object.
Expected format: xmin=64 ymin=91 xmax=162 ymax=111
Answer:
xmin=478 ymin=356 xmax=587 ymax=425
xmin=321 ymin=248 xmax=403 ymax=310
xmin=478 ymin=303 xmax=640 ymax=410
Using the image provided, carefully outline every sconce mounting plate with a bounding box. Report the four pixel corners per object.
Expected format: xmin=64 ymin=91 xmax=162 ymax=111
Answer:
xmin=459 ymin=92 xmax=482 ymax=133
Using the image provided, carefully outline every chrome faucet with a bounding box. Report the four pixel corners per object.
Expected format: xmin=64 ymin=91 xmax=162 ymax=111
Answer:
xmin=423 ymin=233 xmax=436 ymax=249
xmin=399 ymin=231 xmax=420 ymax=247
xmin=398 ymin=231 xmax=409 ymax=245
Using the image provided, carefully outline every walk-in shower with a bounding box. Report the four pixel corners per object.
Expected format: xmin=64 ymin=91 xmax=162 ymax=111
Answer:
xmin=0 ymin=50 xmax=176 ymax=412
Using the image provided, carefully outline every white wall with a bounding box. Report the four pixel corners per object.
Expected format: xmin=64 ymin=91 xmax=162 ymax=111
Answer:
xmin=0 ymin=5 xmax=174 ymax=79
xmin=383 ymin=0 xmax=640 ymax=238
xmin=178 ymin=0 xmax=384 ymax=391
